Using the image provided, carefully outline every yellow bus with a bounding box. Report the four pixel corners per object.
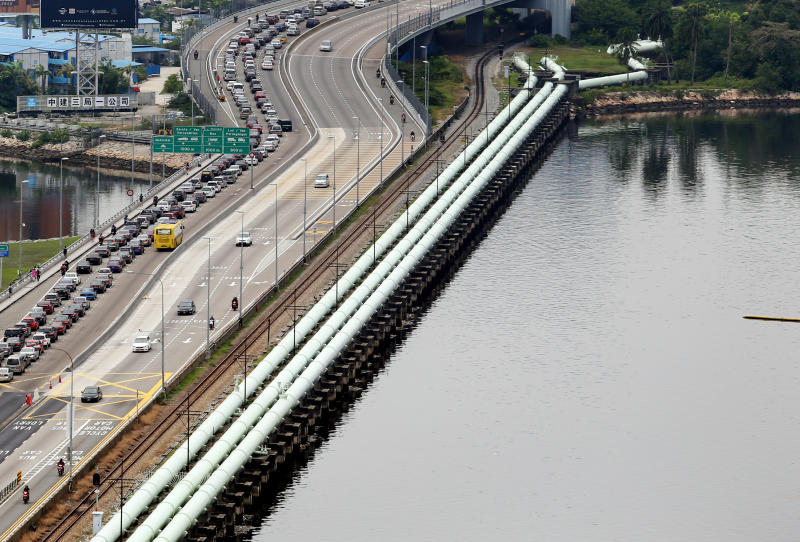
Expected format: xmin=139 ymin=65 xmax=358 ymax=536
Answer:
xmin=154 ymin=220 xmax=184 ymax=250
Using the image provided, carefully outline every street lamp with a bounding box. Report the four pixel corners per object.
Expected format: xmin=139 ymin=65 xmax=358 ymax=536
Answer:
xmin=18 ymin=179 xmax=27 ymax=277
xmin=300 ymin=158 xmax=307 ymax=262
xmin=270 ymin=183 xmax=278 ymax=289
xmin=353 ymin=116 xmax=360 ymax=206
xmin=96 ymin=134 xmax=106 ymax=229
xmin=234 ymin=211 xmax=244 ymax=326
xmin=59 ymin=157 xmax=68 ymax=253
xmin=203 ymin=236 xmax=211 ymax=359
xmin=126 ymin=271 xmax=166 ymax=397
xmin=50 ymin=347 xmax=74 ymax=489
xmin=327 ymin=135 xmax=336 ymax=234
xmin=378 ymin=97 xmax=385 ymax=186
xmin=190 ymin=79 xmax=199 ymax=127
xmin=423 ymin=60 xmax=430 ymax=136
xmin=397 ymin=80 xmax=405 ymax=165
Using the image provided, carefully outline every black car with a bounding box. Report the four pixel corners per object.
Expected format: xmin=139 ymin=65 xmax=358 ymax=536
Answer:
xmin=172 ymin=189 xmax=185 ymax=202
xmin=81 ymin=386 xmax=103 ymax=403
xmin=177 ymin=300 xmax=196 ymax=315
xmin=194 ymin=191 xmax=207 ymax=203
xmin=95 ymin=246 xmax=110 ymax=258
xmin=75 ymin=260 xmax=93 ymax=274
xmin=86 ymin=252 xmax=103 ymax=265
xmin=90 ymin=279 xmax=107 ymax=293
xmin=118 ymin=249 xmax=133 ymax=264
xmin=60 ymin=308 xmax=79 ymax=323
xmin=107 ymin=259 xmax=124 ymax=273
xmin=43 ymin=293 xmax=62 ymax=307
xmin=4 ymin=336 xmax=22 ymax=351
xmin=337 ymin=0 xmax=349 ymax=8
xmin=69 ymin=303 xmax=86 ymax=317
xmin=306 ymin=17 xmax=320 ymax=28
xmin=39 ymin=327 xmax=58 ymax=342
xmin=54 ymin=286 xmax=71 ymax=300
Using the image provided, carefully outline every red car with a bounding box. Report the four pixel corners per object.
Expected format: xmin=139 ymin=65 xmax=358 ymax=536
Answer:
xmin=36 ymin=300 xmax=54 ymax=314
xmin=50 ymin=321 xmax=66 ymax=335
xmin=21 ymin=316 xmax=39 ymax=331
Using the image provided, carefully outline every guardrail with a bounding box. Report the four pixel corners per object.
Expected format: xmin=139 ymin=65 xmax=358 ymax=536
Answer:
xmin=0 ymin=475 xmax=20 ymax=504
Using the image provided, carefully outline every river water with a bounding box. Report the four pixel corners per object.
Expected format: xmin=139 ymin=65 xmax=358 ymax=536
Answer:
xmin=249 ymin=109 xmax=800 ymax=541
xmin=0 ymin=159 xmax=152 ymax=242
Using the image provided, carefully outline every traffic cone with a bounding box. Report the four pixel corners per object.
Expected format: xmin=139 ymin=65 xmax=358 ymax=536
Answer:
xmin=26 ymin=393 xmax=32 ymax=406
xmin=49 ymin=380 xmax=52 ymax=390
xmin=58 ymin=374 xmax=62 ymax=383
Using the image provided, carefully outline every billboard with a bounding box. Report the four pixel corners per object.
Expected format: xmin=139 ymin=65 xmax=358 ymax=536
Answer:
xmin=0 ymin=0 xmax=39 ymax=15
xmin=17 ymin=94 xmax=138 ymax=113
xmin=40 ymin=0 xmax=136 ymax=29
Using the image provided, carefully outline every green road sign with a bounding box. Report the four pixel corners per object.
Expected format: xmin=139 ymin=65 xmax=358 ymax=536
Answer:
xmin=0 ymin=243 xmax=8 ymax=257
xmin=152 ymin=136 xmax=174 ymax=153
xmin=203 ymin=126 xmax=224 ymax=154
xmin=174 ymin=126 xmax=202 ymax=153
xmin=223 ymin=127 xmax=250 ymax=154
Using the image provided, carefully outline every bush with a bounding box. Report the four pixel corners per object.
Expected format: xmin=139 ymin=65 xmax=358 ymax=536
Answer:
xmin=528 ymin=34 xmax=550 ymax=48
xmin=162 ymin=73 xmax=183 ymax=94
xmin=31 ymin=129 xmax=70 ymax=149
xmin=15 ymin=130 xmax=30 ymax=142
xmin=0 ymin=128 xmax=12 ymax=138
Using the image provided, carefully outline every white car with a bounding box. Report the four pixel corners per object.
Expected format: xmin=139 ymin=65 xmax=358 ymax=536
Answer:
xmin=263 ymin=141 xmax=276 ymax=152
xmin=271 ymin=39 xmax=282 ymax=49
xmin=226 ymin=81 xmax=236 ymax=91
xmin=132 ymin=333 xmax=151 ymax=353
xmin=354 ymin=0 xmax=371 ymax=7
xmin=180 ymin=182 xmax=195 ymax=194
xmin=63 ymin=271 xmax=81 ymax=285
xmin=19 ymin=346 xmax=39 ymax=362
xmin=244 ymin=156 xmax=258 ymax=166
xmin=262 ymin=60 xmax=274 ymax=70
xmin=181 ymin=201 xmax=197 ymax=213
xmin=201 ymin=186 xmax=216 ymax=198
xmin=314 ymin=173 xmax=330 ymax=188
xmin=235 ymin=232 xmax=253 ymax=246
xmin=31 ymin=332 xmax=51 ymax=348
xmin=320 ymin=40 xmax=332 ymax=52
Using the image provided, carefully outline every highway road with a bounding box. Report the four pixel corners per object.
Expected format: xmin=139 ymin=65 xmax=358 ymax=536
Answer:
xmin=0 ymin=0 xmax=437 ymax=536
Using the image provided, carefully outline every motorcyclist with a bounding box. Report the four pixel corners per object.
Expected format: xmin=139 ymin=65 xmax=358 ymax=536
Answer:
xmin=231 ymin=297 xmax=238 ymax=311
xmin=401 ymin=112 xmax=406 ymax=123
xmin=22 ymin=485 xmax=29 ymax=504
xmin=233 ymin=15 xmax=238 ymax=23
xmin=410 ymin=130 xmax=415 ymax=142
xmin=57 ymin=458 xmax=65 ymax=476
xmin=209 ymin=316 xmax=215 ymax=330
xmin=380 ymin=77 xmax=386 ymax=88
xmin=389 ymin=95 xmax=394 ymax=105
xmin=193 ymin=50 xmax=198 ymax=60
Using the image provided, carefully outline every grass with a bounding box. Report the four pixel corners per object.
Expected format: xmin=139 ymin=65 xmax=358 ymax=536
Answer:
xmin=430 ymin=79 xmax=469 ymax=123
xmin=1 ymin=236 xmax=79 ymax=291
xmin=575 ymin=76 xmax=762 ymax=105
xmin=517 ymin=45 xmax=628 ymax=75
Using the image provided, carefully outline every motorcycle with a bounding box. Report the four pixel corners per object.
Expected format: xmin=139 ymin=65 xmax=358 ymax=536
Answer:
xmin=231 ymin=297 xmax=238 ymax=311
xmin=389 ymin=95 xmax=394 ymax=105
xmin=22 ymin=487 xmax=29 ymax=504
xmin=57 ymin=462 xmax=64 ymax=477
xmin=193 ymin=50 xmax=198 ymax=60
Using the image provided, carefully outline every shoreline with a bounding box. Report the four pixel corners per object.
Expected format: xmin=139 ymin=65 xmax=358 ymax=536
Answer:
xmin=576 ymin=89 xmax=800 ymax=117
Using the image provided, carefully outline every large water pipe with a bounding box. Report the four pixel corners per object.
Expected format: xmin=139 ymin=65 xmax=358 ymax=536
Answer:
xmin=153 ymin=83 xmax=570 ymax=542
xmin=91 ymin=50 xmax=546 ymax=542
xmin=126 ymin=62 xmax=563 ymax=542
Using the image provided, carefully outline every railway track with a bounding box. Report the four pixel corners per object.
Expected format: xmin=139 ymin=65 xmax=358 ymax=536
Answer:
xmin=43 ymin=48 xmax=492 ymax=542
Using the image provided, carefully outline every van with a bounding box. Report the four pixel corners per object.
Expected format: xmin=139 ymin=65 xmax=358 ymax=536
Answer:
xmin=5 ymin=355 xmax=24 ymax=374
xmin=278 ymin=119 xmax=293 ymax=132
xmin=354 ymin=0 xmax=371 ymax=7
xmin=232 ymin=82 xmax=244 ymax=92
xmin=224 ymin=69 xmax=236 ymax=81
xmin=319 ymin=40 xmax=332 ymax=52
xmin=240 ymin=107 xmax=252 ymax=119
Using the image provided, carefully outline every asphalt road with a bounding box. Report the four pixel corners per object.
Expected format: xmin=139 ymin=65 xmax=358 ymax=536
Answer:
xmin=0 ymin=0 xmax=435 ymax=536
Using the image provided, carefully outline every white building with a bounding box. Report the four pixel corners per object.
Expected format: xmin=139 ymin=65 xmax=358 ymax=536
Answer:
xmin=137 ymin=18 xmax=161 ymax=41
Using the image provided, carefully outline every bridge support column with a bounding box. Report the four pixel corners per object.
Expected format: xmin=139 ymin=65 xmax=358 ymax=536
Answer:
xmin=465 ymin=12 xmax=483 ymax=45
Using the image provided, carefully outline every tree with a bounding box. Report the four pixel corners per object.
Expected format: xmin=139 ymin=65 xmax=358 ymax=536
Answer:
xmin=682 ymin=2 xmax=709 ymax=83
xmin=575 ymin=0 xmax=639 ymax=42
xmin=98 ymin=63 xmax=130 ymax=94
xmin=32 ymin=63 xmax=48 ymax=93
xmin=642 ymin=0 xmax=674 ymax=80
xmin=162 ymin=73 xmax=183 ymax=94
xmin=715 ymin=10 xmax=741 ymax=80
xmin=0 ymin=62 xmax=37 ymax=112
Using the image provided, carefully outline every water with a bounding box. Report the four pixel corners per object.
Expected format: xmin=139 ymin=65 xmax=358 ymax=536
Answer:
xmin=250 ymin=110 xmax=800 ymax=541
xmin=0 ymin=159 xmax=152 ymax=242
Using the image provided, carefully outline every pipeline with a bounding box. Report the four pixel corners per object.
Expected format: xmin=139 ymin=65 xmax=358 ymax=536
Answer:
xmin=606 ymin=38 xmax=663 ymax=56
xmin=153 ymin=82 xmax=570 ymax=542
xmin=91 ymin=46 xmax=545 ymax=542
xmin=126 ymin=59 xmax=563 ymax=542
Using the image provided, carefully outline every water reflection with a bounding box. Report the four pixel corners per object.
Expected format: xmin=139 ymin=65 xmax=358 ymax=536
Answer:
xmin=0 ymin=159 xmax=151 ymax=241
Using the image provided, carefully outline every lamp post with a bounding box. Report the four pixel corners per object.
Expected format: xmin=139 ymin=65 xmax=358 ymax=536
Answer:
xmin=328 ymin=135 xmax=336 ymax=233
xmin=131 ymin=112 xmax=135 ymax=190
xmin=421 ymin=45 xmax=430 ymax=136
xmin=353 ymin=116 xmax=360 ymax=205
xmin=270 ymin=183 xmax=278 ymax=289
xmin=235 ymin=211 xmax=244 ymax=326
xmin=300 ymin=158 xmax=307 ymax=261
xmin=127 ymin=271 xmax=165 ymax=397
xmin=17 ymin=179 xmax=27 ymax=278
xmin=204 ymin=236 xmax=211 ymax=359
xmin=378 ymin=98 xmax=385 ymax=185
xmin=397 ymin=80 xmax=405 ymax=165
xmin=59 ymin=157 xmax=68 ymax=252
xmin=96 ymin=134 xmax=105 ymax=229
xmin=50 ymin=347 xmax=74 ymax=489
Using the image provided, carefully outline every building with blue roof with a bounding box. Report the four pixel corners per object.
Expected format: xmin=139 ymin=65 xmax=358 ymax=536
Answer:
xmin=137 ymin=18 xmax=161 ymax=41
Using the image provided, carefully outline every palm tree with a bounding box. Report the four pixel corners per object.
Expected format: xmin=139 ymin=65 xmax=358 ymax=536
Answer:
xmin=614 ymin=27 xmax=638 ymax=83
xmin=684 ymin=2 xmax=708 ymax=84
xmin=643 ymin=0 xmax=674 ymax=81
xmin=32 ymin=63 xmax=48 ymax=93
